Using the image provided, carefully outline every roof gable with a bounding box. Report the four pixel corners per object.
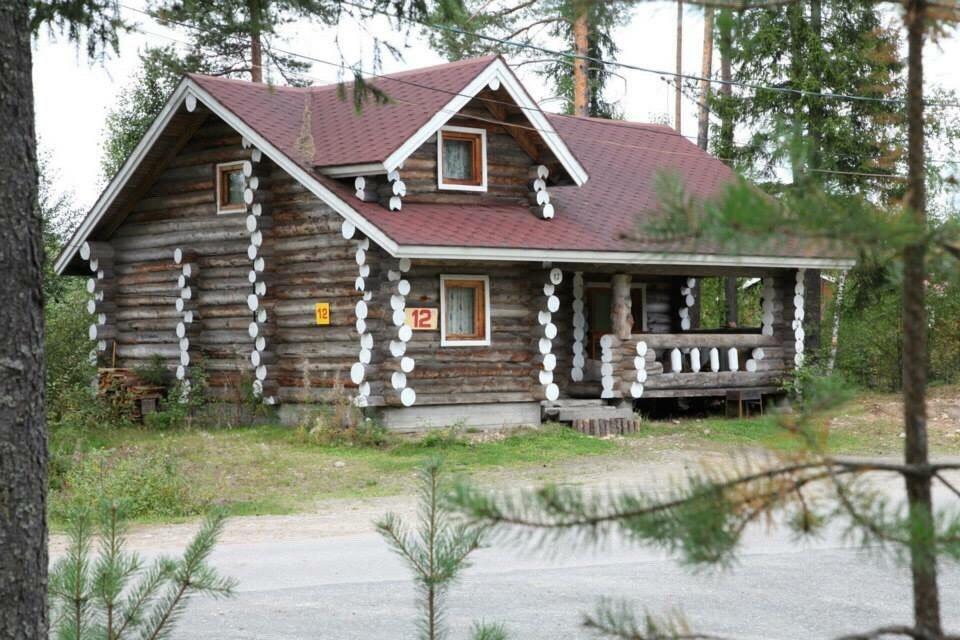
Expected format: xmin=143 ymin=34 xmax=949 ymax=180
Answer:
xmin=190 ymin=56 xmax=588 ymax=185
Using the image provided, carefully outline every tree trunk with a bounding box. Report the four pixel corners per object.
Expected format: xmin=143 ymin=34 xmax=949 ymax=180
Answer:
xmin=717 ymin=9 xmax=733 ymax=163
xmin=571 ymin=1 xmax=589 ymax=118
xmin=249 ymin=0 xmax=263 ymax=83
xmin=724 ymin=276 xmax=738 ymax=328
xmin=808 ymin=0 xmax=824 ymax=172
xmin=0 ymin=1 xmax=48 ymax=638
xmin=902 ymin=1 xmax=941 ymax=637
xmin=827 ymin=270 xmax=846 ymax=372
xmin=697 ymin=6 xmax=713 ymax=151
xmin=674 ymin=0 xmax=683 ymax=133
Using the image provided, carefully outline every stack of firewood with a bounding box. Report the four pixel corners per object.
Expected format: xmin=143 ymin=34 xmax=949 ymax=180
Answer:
xmin=97 ymin=368 xmax=165 ymax=422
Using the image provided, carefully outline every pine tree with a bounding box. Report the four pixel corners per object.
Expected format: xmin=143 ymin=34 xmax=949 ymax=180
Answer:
xmin=377 ymin=459 xmax=507 ymax=640
xmin=2 ymin=1 xmax=125 ymax=635
xmin=428 ymin=0 xmax=631 ymax=118
xmin=448 ymin=2 xmax=960 ymax=638
xmin=713 ymin=1 xmax=906 ymax=197
xmin=48 ymin=503 xmax=235 ymax=639
xmin=148 ymin=0 xmax=329 ymax=84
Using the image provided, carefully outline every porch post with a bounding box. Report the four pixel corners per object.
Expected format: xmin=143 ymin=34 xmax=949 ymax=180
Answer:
xmin=611 ymin=273 xmax=632 ymax=340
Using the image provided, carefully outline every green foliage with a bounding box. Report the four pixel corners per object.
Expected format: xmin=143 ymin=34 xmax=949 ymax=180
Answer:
xmin=31 ymin=0 xmax=127 ymax=59
xmin=143 ymin=366 xmax=210 ymax=430
xmin=50 ymin=447 xmax=206 ymax=522
xmin=100 ymin=45 xmax=210 ymax=179
xmin=377 ymin=459 xmax=502 ymax=640
xmin=149 ymin=0 xmax=332 ymax=83
xmin=133 ymin=354 xmax=171 ymax=388
xmin=717 ymin=2 xmax=906 ymax=195
xmin=696 ymin=277 xmax=762 ymax=329
xmin=428 ymin=0 xmax=631 ymax=118
xmin=298 ymin=412 xmax=391 ymax=448
xmin=49 ymin=503 xmax=234 ymax=639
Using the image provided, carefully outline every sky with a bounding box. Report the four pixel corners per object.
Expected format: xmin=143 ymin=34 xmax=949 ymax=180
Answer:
xmin=32 ymin=1 xmax=960 ymax=213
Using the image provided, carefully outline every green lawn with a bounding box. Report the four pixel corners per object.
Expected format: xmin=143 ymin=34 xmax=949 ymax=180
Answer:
xmin=49 ymin=385 xmax=960 ymax=525
xmin=49 ymin=422 xmax=617 ymax=524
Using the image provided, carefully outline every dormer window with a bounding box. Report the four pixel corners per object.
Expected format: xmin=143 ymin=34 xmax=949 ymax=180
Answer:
xmin=216 ymin=161 xmax=247 ymax=214
xmin=437 ymin=126 xmax=487 ymax=191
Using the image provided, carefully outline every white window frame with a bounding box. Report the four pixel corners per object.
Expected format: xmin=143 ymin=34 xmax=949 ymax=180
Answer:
xmin=439 ymin=274 xmax=492 ymax=347
xmin=585 ymin=281 xmax=648 ymax=332
xmin=215 ymin=161 xmax=247 ymax=215
xmin=436 ymin=125 xmax=488 ymax=192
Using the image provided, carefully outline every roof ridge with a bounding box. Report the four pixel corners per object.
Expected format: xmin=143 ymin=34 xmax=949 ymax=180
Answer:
xmin=188 ymin=55 xmax=500 ymax=94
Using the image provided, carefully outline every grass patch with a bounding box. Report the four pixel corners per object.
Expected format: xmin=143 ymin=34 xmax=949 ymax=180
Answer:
xmin=49 ymin=422 xmax=615 ymax=525
xmin=637 ymin=414 xmax=880 ymax=454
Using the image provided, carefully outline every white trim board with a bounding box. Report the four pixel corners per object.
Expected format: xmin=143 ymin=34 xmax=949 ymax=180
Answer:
xmin=392 ymin=245 xmax=856 ymax=270
xmin=54 ymin=78 xmax=402 ymax=275
xmin=439 ymin=274 xmax=492 ymax=347
xmin=382 ymin=58 xmax=588 ymax=186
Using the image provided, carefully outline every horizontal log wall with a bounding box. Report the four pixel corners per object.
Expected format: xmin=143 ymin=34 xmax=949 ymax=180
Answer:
xmin=375 ymin=259 xmax=541 ymax=407
xmin=399 ymin=99 xmax=535 ymax=207
xmin=109 ymin=118 xmax=256 ymax=400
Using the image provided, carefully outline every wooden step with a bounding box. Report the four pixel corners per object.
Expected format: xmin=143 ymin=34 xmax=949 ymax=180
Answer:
xmin=570 ymin=416 xmax=641 ymax=437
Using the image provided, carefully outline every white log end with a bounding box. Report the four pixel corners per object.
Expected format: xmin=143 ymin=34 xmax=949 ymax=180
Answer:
xmin=350 ymin=362 xmax=365 ymax=385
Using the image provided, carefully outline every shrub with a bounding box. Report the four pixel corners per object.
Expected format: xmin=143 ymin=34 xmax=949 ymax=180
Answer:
xmin=50 ymin=446 xmax=206 ymax=522
xmin=45 ymin=282 xmax=97 ymax=422
xmin=299 ymin=411 xmax=391 ymax=448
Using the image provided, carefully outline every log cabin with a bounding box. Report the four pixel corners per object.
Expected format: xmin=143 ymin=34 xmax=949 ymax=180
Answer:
xmin=55 ymin=55 xmax=853 ymax=430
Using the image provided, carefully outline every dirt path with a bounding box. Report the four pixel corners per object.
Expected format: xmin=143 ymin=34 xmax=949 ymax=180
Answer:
xmin=50 ymin=445 xmax=739 ymax=554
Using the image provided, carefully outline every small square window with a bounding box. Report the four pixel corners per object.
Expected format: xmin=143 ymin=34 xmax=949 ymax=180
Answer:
xmin=440 ymin=275 xmax=490 ymax=346
xmin=216 ymin=162 xmax=247 ymax=213
xmin=437 ymin=127 xmax=486 ymax=191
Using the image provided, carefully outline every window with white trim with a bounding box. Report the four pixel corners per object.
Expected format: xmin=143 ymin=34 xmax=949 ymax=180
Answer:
xmin=440 ymin=275 xmax=491 ymax=346
xmin=437 ymin=126 xmax=487 ymax=191
xmin=216 ymin=161 xmax=246 ymax=214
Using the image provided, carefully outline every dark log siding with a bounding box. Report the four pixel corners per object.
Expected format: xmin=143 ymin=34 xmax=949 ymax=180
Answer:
xmin=110 ymin=118 xmax=253 ymax=401
xmin=393 ymin=98 xmax=535 ymax=207
xmin=374 ymin=259 xmax=542 ymax=407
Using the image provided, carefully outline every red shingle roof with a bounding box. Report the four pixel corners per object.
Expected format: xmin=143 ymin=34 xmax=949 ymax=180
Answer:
xmin=191 ymin=58 xmax=840 ymax=260
xmin=190 ymin=55 xmax=499 ymax=169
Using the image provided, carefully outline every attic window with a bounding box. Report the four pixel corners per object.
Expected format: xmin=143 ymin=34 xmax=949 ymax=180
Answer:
xmin=216 ymin=162 xmax=246 ymax=214
xmin=437 ymin=126 xmax=486 ymax=191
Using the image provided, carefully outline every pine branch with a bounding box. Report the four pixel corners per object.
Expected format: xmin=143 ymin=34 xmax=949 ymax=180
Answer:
xmin=584 ymin=599 xmax=730 ymax=640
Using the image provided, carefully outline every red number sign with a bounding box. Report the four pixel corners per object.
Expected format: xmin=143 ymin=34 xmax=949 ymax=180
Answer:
xmin=404 ymin=307 xmax=438 ymax=330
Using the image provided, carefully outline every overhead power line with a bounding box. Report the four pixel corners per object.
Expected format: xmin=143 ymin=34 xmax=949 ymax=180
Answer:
xmin=118 ymin=4 xmax=953 ymax=183
xmin=337 ymin=0 xmax=960 ymax=110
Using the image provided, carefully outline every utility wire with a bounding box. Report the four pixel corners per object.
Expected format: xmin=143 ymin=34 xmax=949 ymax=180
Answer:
xmin=121 ymin=2 xmax=960 ymax=176
xmin=130 ymin=20 xmax=923 ymax=182
xmin=337 ymin=0 xmax=960 ymax=110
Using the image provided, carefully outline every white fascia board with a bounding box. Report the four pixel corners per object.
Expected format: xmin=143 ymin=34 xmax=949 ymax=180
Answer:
xmin=381 ymin=58 xmax=589 ymax=186
xmin=392 ymin=244 xmax=856 ymax=270
xmin=320 ymin=163 xmax=387 ymax=177
xmin=55 ymin=78 xmax=401 ymax=276
xmin=54 ymin=80 xmax=194 ymax=275
xmin=185 ymin=81 xmax=401 ymax=257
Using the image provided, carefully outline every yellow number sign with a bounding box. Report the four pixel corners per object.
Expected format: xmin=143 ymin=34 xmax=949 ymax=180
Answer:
xmin=315 ymin=302 xmax=330 ymax=325
xmin=404 ymin=307 xmax=438 ymax=330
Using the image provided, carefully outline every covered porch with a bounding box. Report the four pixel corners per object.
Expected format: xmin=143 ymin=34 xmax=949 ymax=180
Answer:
xmin=545 ymin=265 xmax=817 ymax=407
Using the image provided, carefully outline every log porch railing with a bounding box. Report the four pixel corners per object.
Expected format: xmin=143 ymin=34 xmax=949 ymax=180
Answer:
xmin=599 ymin=333 xmax=788 ymax=400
